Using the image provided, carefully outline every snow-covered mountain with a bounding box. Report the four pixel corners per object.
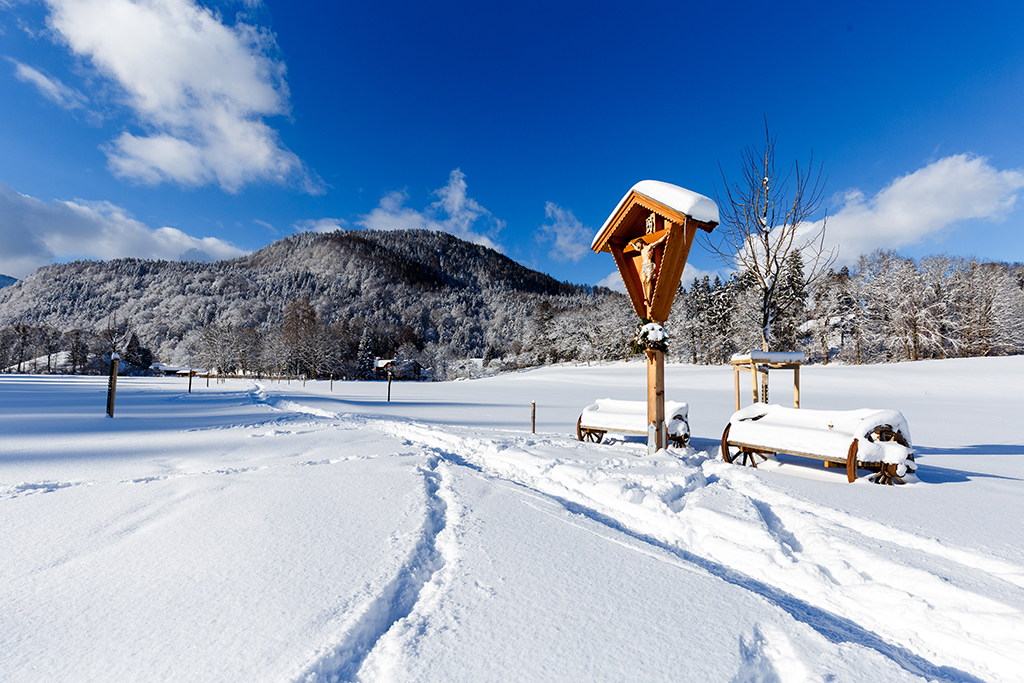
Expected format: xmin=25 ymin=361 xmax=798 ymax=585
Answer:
xmin=0 ymin=230 xmax=628 ymax=365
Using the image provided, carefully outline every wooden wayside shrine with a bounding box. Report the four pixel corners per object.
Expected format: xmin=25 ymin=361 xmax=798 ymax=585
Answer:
xmin=591 ymin=180 xmax=718 ymax=451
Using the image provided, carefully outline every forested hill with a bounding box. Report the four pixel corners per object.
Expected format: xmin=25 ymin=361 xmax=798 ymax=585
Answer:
xmin=245 ymin=229 xmax=579 ymax=295
xmin=0 ymin=229 xmax=633 ymax=372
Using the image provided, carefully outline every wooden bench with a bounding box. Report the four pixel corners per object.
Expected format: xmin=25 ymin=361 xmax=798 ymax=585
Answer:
xmin=577 ymin=399 xmax=690 ymax=448
xmin=721 ymin=404 xmax=916 ymax=484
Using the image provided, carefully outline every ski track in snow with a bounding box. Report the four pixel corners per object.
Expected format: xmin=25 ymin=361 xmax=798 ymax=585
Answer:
xmin=365 ymin=416 xmax=1024 ymax=683
xmin=292 ymin=455 xmax=456 ymax=683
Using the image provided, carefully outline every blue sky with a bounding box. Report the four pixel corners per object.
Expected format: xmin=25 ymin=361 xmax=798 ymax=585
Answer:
xmin=2 ymin=0 xmax=1023 ymax=288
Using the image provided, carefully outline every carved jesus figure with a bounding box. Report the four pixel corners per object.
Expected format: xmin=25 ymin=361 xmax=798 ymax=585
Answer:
xmin=632 ymin=231 xmax=669 ymax=304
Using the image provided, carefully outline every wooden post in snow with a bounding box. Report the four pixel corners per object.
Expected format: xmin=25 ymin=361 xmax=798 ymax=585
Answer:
xmin=646 ymin=349 xmax=665 ymax=452
xmin=531 ymin=401 xmax=536 ymax=433
xmin=105 ymin=353 xmax=119 ymax=418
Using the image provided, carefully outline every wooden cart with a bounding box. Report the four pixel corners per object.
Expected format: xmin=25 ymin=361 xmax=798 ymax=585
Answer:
xmin=577 ymin=399 xmax=690 ymax=448
xmin=720 ymin=404 xmax=916 ymax=485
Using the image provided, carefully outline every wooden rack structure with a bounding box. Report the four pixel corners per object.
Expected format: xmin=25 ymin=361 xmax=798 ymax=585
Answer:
xmin=730 ymin=351 xmax=804 ymax=410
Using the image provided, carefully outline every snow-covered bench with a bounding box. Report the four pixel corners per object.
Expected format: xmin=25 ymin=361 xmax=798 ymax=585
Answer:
xmin=721 ymin=404 xmax=916 ymax=484
xmin=577 ymin=399 xmax=689 ymax=448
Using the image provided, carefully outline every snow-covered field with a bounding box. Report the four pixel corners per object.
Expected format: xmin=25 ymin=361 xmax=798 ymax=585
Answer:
xmin=3 ymin=358 xmax=1024 ymax=682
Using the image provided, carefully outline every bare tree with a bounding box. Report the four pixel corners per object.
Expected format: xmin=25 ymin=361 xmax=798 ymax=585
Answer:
xmin=706 ymin=119 xmax=835 ymax=354
xmin=100 ymin=314 xmax=131 ymax=357
xmin=40 ymin=327 xmax=63 ymax=373
xmin=64 ymin=329 xmax=90 ymax=375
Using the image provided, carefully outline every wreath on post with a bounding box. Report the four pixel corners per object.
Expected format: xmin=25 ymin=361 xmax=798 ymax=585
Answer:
xmin=630 ymin=318 xmax=669 ymax=355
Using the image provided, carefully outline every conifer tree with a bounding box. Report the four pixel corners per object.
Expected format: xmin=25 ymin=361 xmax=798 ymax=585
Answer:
xmin=356 ymin=328 xmax=377 ymax=380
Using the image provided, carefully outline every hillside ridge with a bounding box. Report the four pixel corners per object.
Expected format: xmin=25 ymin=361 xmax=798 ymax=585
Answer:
xmin=0 ymin=229 xmax=627 ymax=370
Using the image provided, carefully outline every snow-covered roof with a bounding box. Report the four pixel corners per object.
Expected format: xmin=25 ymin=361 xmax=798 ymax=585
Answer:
xmin=592 ymin=180 xmax=719 ymax=250
xmin=151 ymin=363 xmax=190 ymax=372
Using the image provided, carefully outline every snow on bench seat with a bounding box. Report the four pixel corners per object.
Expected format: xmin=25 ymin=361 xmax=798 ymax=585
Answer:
xmin=577 ymin=399 xmax=689 ymax=446
xmin=723 ymin=404 xmax=916 ymax=484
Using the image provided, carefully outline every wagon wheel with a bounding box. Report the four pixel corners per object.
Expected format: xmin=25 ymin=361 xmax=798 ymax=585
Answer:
xmin=868 ymin=462 xmax=904 ymax=485
xmin=721 ymin=423 xmax=735 ymax=463
xmin=576 ymin=416 xmax=605 ymax=444
xmin=668 ymin=433 xmax=689 ymax=449
xmin=846 ymin=439 xmax=859 ymax=483
xmin=735 ymin=450 xmax=769 ymax=467
xmin=864 ymin=428 xmax=913 ymax=484
xmin=720 ymin=424 xmax=767 ymax=467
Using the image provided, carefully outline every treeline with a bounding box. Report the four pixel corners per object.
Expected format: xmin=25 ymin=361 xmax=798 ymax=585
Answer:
xmin=0 ymin=291 xmax=637 ymax=380
xmin=2 ymin=228 xmax=1021 ymax=379
xmin=671 ymin=250 xmax=1024 ymax=365
xmin=0 ymin=323 xmax=153 ymax=375
xmin=184 ymin=293 xmax=637 ymax=381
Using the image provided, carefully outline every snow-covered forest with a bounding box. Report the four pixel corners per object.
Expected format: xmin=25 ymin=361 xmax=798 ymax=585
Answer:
xmin=669 ymin=250 xmax=1024 ymax=366
xmin=1 ymin=230 xmax=1022 ymax=379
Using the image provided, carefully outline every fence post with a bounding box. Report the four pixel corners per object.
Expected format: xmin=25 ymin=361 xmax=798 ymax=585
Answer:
xmin=106 ymin=353 xmax=120 ymax=418
xmin=531 ymin=401 xmax=536 ymax=434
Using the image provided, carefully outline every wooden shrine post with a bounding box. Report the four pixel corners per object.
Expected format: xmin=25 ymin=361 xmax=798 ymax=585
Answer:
xmin=591 ymin=181 xmax=718 ymax=452
xmin=645 ymin=349 xmax=665 ymax=453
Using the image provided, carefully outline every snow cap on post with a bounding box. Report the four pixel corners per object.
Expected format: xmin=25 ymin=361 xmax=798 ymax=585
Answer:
xmin=591 ymin=180 xmax=718 ymax=322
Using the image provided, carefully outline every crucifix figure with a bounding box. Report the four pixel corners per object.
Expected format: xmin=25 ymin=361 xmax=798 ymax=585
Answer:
xmin=632 ymin=229 xmax=670 ymax=305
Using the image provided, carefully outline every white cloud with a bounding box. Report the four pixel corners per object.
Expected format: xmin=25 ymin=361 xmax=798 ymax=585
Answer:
xmin=0 ymin=179 xmax=247 ymax=278
xmin=679 ymin=262 xmax=717 ymax=285
xmin=7 ymin=57 xmax=87 ymax=109
xmin=40 ymin=0 xmax=321 ymax=194
xmin=358 ymin=169 xmax=505 ymax=251
xmin=596 ymin=270 xmax=625 ymax=292
xmin=252 ymin=218 xmax=276 ymax=233
xmin=535 ymin=202 xmax=591 ymax=262
xmin=292 ymin=217 xmax=348 ymax=233
xmin=807 ymin=154 xmax=1024 ymax=266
